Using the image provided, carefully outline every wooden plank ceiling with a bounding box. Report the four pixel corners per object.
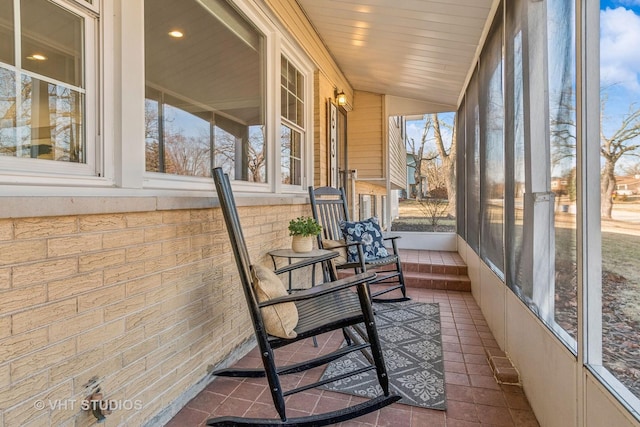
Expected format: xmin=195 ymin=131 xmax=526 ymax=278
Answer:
xmin=296 ymin=0 xmax=496 ymax=109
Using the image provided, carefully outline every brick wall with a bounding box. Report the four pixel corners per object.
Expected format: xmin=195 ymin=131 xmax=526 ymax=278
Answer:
xmin=0 ymin=203 xmax=308 ymax=426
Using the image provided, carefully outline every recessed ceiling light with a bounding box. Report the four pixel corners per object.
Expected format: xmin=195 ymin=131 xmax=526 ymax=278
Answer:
xmin=27 ymin=54 xmax=47 ymax=61
xmin=168 ymin=30 xmax=184 ymax=38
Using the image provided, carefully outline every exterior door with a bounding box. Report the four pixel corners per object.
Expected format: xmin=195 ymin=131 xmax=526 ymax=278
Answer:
xmin=328 ymin=101 xmax=348 ymax=190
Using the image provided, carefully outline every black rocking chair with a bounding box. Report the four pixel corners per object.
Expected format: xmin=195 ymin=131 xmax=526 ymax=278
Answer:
xmin=207 ymin=168 xmax=400 ymax=426
xmin=308 ymin=186 xmax=410 ymax=303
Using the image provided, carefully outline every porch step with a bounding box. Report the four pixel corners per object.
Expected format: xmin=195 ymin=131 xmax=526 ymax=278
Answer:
xmin=335 ymin=250 xmax=471 ymax=292
xmin=399 ymin=249 xmax=471 ymax=292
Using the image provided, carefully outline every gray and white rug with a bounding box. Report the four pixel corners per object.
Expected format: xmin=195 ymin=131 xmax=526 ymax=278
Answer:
xmin=319 ymin=301 xmax=446 ymax=410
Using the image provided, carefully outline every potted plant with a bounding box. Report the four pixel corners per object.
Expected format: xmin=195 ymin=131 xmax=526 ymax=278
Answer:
xmin=288 ymin=216 xmax=322 ymax=253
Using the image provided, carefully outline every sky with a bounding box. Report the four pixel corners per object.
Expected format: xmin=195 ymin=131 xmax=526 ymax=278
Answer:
xmin=407 ymin=1 xmax=640 ymax=172
xmin=600 ymin=1 xmax=640 ymax=173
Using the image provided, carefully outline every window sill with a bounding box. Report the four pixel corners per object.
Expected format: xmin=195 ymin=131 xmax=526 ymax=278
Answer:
xmin=1 ymin=192 xmax=309 ymax=219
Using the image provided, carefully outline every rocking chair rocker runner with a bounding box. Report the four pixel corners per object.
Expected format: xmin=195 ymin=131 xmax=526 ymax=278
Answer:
xmin=208 ymin=168 xmax=400 ymax=426
xmin=308 ymin=186 xmax=410 ymax=303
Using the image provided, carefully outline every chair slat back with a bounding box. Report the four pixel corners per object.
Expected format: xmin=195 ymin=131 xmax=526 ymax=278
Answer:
xmin=309 ymin=186 xmax=350 ymax=241
xmin=213 ymin=168 xmax=262 ymax=324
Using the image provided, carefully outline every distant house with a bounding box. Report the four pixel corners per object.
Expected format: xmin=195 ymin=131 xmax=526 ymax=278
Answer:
xmin=405 ymin=153 xmax=427 ymax=199
xmin=615 ymin=175 xmax=640 ymax=196
xmin=551 ymin=177 xmax=569 ymax=195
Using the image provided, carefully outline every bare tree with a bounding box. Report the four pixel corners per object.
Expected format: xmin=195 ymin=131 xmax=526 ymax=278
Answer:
xmin=621 ymin=161 xmax=640 ymax=177
xmin=548 ymin=89 xmax=640 ymax=218
xmin=416 ymin=197 xmax=450 ymax=231
xmin=600 ymin=102 xmax=640 ymax=218
xmin=431 ymin=113 xmax=457 ymax=216
xmin=406 ymin=115 xmax=432 ymax=199
xmin=248 ymin=129 xmax=266 ymax=182
xmin=168 ymin=135 xmax=210 ymax=176
xmin=422 ymin=150 xmax=446 ymax=195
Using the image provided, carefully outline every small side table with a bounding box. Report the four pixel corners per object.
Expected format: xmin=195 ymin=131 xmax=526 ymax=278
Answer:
xmin=267 ymin=248 xmax=335 ymax=290
xmin=267 ymin=248 xmax=336 ymax=347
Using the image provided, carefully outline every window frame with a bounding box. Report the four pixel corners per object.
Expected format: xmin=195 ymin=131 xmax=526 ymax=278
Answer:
xmin=276 ymin=41 xmax=313 ymax=194
xmin=0 ymin=0 xmax=100 ymax=186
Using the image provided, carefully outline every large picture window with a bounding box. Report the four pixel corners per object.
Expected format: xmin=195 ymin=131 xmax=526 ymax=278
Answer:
xmin=0 ymin=0 xmax=92 ymax=169
xmin=144 ymin=0 xmax=266 ymax=182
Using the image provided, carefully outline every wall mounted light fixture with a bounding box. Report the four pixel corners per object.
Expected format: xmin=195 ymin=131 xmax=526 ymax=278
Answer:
xmin=335 ymin=91 xmax=347 ymax=106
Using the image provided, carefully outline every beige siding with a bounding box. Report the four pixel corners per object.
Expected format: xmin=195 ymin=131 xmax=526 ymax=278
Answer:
xmin=266 ymin=0 xmax=351 ymax=101
xmin=0 ymin=204 xmax=311 ymax=426
xmin=266 ymin=0 xmax=354 ymax=189
xmin=348 ymin=91 xmax=384 ymax=180
xmin=388 ymin=117 xmax=407 ymax=190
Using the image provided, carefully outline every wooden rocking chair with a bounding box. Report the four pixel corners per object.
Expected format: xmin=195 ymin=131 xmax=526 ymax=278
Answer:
xmin=308 ymin=186 xmax=410 ymax=303
xmin=207 ymin=168 xmax=400 ymax=426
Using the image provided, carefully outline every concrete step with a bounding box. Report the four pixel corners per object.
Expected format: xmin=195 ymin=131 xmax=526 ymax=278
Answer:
xmin=398 ymin=249 xmax=471 ymax=292
xmin=337 ymin=249 xmax=471 ymax=292
xmin=403 ymin=270 xmax=471 ymax=292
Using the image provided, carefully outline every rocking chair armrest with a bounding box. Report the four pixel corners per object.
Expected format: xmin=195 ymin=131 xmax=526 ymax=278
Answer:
xmin=325 ymin=241 xmax=366 ymax=268
xmin=382 ymin=235 xmax=401 ymax=254
xmin=272 ymin=251 xmax=338 ymax=275
xmin=257 ymin=271 xmax=376 ymax=307
xmin=335 ymin=261 xmax=364 ymax=269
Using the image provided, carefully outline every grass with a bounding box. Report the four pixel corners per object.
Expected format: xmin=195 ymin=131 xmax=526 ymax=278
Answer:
xmin=392 ymin=199 xmax=456 ymax=232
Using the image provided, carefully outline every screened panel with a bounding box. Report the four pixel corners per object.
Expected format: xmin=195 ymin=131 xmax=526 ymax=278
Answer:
xmin=465 ymin=69 xmax=480 ymax=253
xmin=479 ymin=8 xmax=505 ymax=275
xmin=548 ymin=0 xmax=577 ymax=341
xmin=504 ymin=0 xmax=527 ymax=296
xmin=456 ymin=99 xmax=466 ymax=238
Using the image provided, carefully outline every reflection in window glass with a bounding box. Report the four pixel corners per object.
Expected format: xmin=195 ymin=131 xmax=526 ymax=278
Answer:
xmin=21 ymin=0 xmax=84 ymax=87
xmin=599 ymin=1 xmax=640 ymax=400
xmin=0 ymin=0 xmax=15 ymax=64
xmin=548 ymin=0 xmax=577 ymax=341
xmin=0 ymin=0 xmax=85 ymax=163
xmin=144 ymin=0 xmax=265 ymax=181
xmin=281 ymin=125 xmax=300 ymax=185
xmin=505 ymin=0 xmax=526 ymax=295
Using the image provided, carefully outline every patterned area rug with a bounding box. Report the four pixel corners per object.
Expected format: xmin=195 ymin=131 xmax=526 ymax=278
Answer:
xmin=319 ymin=301 xmax=446 ymax=410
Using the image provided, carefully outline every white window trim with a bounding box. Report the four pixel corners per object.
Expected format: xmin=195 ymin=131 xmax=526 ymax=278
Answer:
xmin=277 ymin=38 xmax=314 ymax=194
xmin=1 ymin=0 xmax=315 ymax=203
xmin=0 ymin=0 xmax=102 ymax=186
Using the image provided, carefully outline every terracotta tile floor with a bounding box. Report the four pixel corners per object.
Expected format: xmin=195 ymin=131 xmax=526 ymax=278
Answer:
xmin=166 ymin=288 xmax=540 ymax=426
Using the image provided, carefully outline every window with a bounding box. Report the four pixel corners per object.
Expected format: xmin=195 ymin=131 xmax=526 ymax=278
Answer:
xmin=280 ymin=56 xmax=305 ymax=186
xmin=0 ymin=0 xmax=96 ymax=176
xmin=144 ymin=0 xmax=266 ymax=182
xmin=359 ymin=194 xmax=372 ymax=220
xmin=597 ymin=0 xmax=640 ymax=406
